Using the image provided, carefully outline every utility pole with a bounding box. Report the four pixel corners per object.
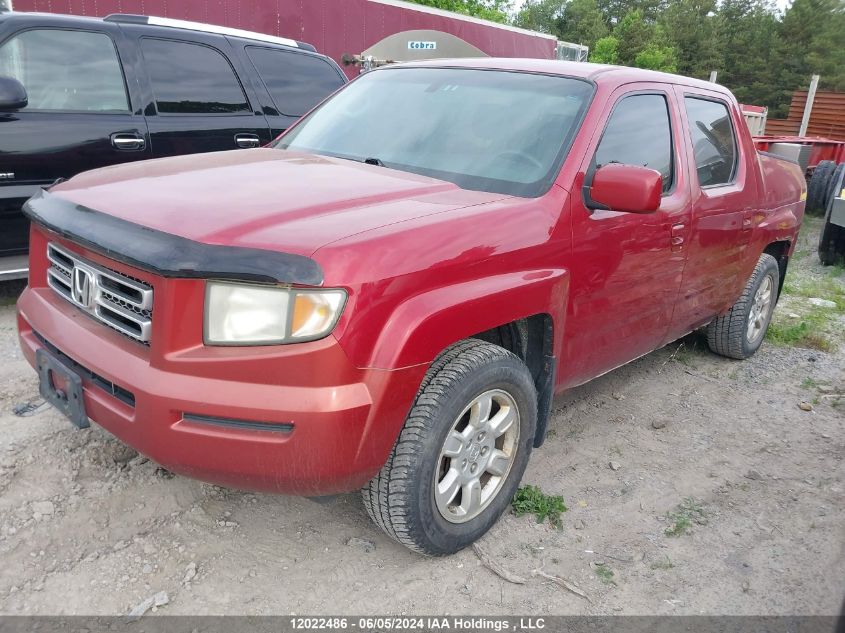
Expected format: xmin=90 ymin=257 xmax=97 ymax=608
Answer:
xmin=799 ymin=74 xmax=820 ymax=137
xmin=708 ymin=70 xmax=718 ymax=83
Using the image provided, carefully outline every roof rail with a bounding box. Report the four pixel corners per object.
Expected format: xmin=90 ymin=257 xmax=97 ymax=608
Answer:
xmin=103 ymin=14 xmax=308 ymax=50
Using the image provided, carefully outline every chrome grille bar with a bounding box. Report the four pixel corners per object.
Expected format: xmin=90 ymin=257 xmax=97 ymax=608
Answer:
xmin=46 ymin=243 xmax=153 ymax=345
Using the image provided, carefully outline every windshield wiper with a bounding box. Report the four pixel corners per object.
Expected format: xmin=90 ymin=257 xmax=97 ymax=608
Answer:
xmin=363 ymin=157 xmax=385 ymax=167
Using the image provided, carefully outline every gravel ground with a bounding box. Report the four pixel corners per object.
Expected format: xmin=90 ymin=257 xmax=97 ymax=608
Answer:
xmin=0 ymin=222 xmax=842 ymax=616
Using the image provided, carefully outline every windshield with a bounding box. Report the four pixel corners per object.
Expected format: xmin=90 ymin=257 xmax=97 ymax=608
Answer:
xmin=276 ymin=67 xmax=594 ymax=197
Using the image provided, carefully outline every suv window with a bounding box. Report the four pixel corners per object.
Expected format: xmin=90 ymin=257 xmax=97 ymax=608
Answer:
xmin=685 ymin=97 xmax=737 ymax=187
xmin=246 ymin=46 xmax=344 ymax=117
xmin=595 ymin=94 xmax=673 ymax=192
xmin=141 ymin=38 xmax=249 ymax=114
xmin=0 ymin=29 xmax=128 ymax=111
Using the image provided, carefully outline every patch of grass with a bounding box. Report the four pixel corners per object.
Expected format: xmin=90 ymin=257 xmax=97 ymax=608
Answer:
xmin=671 ymin=340 xmax=703 ymax=367
xmin=826 ymin=262 xmax=845 ymax=279
xmin=594 ymin=563 xmax=616 ymax=585
xmin=801 ymin=377 xmax=819 ymax=389
xmin=664 ymin=497 xmax=707 ymax=537
xmin=781 ymin=275 xmax=845 ymax=312
xmin=770 ymin=259 xmax=845 ymax=352
xmin=766 ymin=313 xmax=835 ymax=352
xmin=650 ymin=557 xmax=675 ymax=571
xmin=512 ymin=485 xmax=567 ymax=529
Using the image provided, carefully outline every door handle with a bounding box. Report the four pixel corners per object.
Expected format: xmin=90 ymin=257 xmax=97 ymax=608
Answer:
xmin=235 ymin=134 xmax=261 ymax=149
xmin=670 ymin=223 xmax=686 ymax=251
xmin=111 ymin=133 xmax=146 ymax=151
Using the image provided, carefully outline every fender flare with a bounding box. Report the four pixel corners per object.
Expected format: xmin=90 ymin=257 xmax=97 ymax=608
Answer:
xmin=362 ymin=268 xmax=570 ymax=370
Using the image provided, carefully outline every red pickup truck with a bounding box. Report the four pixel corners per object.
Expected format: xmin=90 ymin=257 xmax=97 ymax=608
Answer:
xmin=17 ymin=60 xmax=805 ymax=555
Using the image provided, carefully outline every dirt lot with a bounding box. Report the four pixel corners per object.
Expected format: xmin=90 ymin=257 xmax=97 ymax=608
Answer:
xmin=0 ymin=220 xmax=842 ymax=617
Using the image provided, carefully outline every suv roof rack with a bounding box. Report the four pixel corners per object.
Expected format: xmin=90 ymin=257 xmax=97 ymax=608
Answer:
xmin=103 ymin=14 xmax=315 ymax=51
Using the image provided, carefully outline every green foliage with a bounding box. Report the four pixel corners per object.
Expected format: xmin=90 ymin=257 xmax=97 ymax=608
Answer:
xmin=594 ymin=563 xmax=616 ymax=584
xmin=406 ymin=0 xmax=512 ymax=23
xmin=557 ymin=0 xmax=609 ymax=45
xmin=664 ymin=497 xmax=707 ymax=537
xmin=614 ymin=10 xmax=654 ymax=65
xmin=650 ymin=557 xmax=675 ymax=570
xmin=658 ymin=0 xmax=722 ymax=78
xmin=766 ymin=312 xmax=836 ymax=352
xmin=634 ymin=42 xmax=677 ymax=72
xmin=512 ymin=0 xmax=845 ymax=116
xmin=513 ymin=0 xmax=565 ymax=33
xmin=590 ymin=36 xmax=620 ymax=63
xmin=512 ymin=485 xmax=568 ymax=528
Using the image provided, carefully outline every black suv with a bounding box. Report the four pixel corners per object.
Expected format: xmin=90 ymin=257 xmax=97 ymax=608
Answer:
xmin=0 ymin=10 xmax=347 ymax=279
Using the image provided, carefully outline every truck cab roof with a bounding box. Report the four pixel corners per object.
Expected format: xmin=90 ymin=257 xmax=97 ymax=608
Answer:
xmin=397 ymin=58 xmax=735 ymax=97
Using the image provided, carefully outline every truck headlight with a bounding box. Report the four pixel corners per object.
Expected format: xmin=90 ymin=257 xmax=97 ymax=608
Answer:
xmin=205 ymin=281 xmax=346 ymax=345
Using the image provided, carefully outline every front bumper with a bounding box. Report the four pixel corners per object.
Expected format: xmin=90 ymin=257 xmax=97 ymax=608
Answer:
xmin=17 ymin=286 xmax=426 ymax=496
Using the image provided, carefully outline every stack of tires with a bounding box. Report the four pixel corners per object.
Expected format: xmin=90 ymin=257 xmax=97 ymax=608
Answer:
xmin=807 ymin=160 xmax=845 ymax=265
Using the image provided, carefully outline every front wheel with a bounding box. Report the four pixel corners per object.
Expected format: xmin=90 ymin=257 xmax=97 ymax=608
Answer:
xmin=362 ymin=339 xmax=537 ymax=555
xmin=706 ymin=253 xmax=780 ymax=359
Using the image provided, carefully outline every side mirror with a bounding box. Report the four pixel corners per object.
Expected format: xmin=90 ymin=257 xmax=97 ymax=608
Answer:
xmin=0 ymin=77 xmax=28 ymax=111
xmin=588 ymin=163 xmax=662 ymax=213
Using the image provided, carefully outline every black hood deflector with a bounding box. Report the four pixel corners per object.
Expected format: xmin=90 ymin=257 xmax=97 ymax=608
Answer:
xmin=24 ymin=189 xmax=324 ymax=286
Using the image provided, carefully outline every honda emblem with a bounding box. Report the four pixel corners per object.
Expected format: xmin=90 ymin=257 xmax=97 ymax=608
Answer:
xmin=71 ymin=267 xmax=95 ymax=308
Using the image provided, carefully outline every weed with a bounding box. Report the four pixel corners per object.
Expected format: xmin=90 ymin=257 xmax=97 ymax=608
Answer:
xmin=801 ymin=377 xmax=819 ymax=389
xmin=766 ymin=313 xmax=835 ymax=352
xmin=781 ymin=275 xmax=845 ymax=312
xmin=594 ymin=563 xmax=616 ymax=585
xmin=650 ymin=557 xmax=675 ymax=570
xmin=664 ymin=497 xmax=707 ymax=537
xmin=512 ymin=485 xmax=567 ymax=528
xmin=671 ymin=341 xmax=702 ymax=367
xmin=825 ymin=260 xmax=844 ymax=278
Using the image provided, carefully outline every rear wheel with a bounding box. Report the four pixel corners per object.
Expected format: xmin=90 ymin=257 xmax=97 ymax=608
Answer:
xmin=707 ymin=253 xmax=780 ymax=359
xmin=362 ymin=339 xmax=537 ymax=555
xmin=807 ymin=160 xmax=836 ymax=214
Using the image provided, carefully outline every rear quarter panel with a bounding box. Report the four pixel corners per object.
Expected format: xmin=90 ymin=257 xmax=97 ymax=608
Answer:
xmin=748 ymin=152 xmax=806 ymax=267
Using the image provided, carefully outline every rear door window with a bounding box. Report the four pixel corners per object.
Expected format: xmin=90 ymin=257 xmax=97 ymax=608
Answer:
xmin=684 ymin=97 xmax=738 ymax=187
xmin=594 ymin=93 xmax=674 ymax=192
xmin=140 ymin=38 xmax=250 ymax=114
xmin=245 ymin=46 xmax=344 ymax=117
xmin=0 ymin=29 xmax=129 ymax=111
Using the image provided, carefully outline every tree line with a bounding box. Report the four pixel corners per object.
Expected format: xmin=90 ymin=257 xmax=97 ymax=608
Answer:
xmin=407 ymin=0 xmax=845 ymax=116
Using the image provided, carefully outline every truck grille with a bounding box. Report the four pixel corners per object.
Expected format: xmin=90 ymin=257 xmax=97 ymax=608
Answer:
xmin=46 ymin=243 xmax=153 ymax=345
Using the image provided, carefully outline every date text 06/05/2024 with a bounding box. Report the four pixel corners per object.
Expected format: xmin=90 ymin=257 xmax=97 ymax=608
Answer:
xmin=289 ymin=617 xmax=547 ymax=631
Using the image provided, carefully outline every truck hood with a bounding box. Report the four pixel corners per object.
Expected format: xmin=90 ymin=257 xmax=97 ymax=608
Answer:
xmin=49 ymin=149 xmax=506 ymax=257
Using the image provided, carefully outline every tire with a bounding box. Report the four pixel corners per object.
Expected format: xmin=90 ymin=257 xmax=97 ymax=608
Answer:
xmin=819 ymin=164 xmax=845 ymax=266
xmin=706 ymin=253 xmax=780 ymax=360
xmin=819 ymin=199 xmax=844 ymax=266
xmin=822 ymin=163 xmax=845 ymax=213
xmin=807 ymin=160 xmax=836 ymax=214
xmin=362 ymin=339 xmax=537 ymax=556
